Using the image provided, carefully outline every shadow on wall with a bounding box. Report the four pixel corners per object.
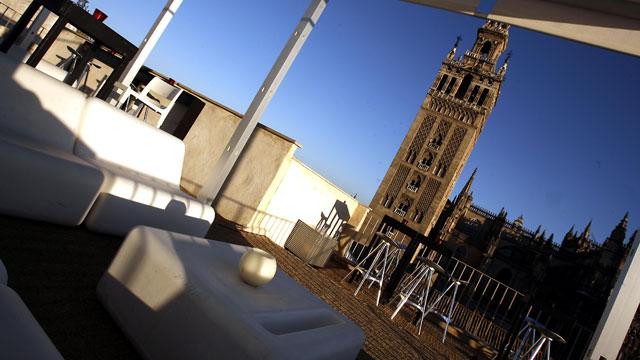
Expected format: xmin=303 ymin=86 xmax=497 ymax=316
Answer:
xmin=216 ymin=196 xmax=360 ymax=250
xmin=315 ymin=200 xmax=351 ymax=239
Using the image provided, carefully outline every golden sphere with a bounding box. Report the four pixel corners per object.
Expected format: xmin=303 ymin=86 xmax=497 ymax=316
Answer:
xmin=238 ymin=248 xmax=277 ymax=287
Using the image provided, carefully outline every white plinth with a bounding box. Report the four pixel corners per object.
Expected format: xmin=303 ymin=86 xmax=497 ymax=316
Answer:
xmin=97 ymin=226 xmax=364 ymax=360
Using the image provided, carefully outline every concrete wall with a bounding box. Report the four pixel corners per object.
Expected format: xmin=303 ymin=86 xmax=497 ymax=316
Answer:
xmin=248 ymin=159 xmax=364 ymax=246
xmin=181 ymin=102 xmax=243 ymax=194
xmin=180 ymin=101 xmax=299 ymax=227
xmin=179 ymin=99 xmax=369 ymax=247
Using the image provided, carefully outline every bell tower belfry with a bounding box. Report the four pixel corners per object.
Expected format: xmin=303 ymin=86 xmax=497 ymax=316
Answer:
xmin=361 ymin=21 xmax=510 ymax=241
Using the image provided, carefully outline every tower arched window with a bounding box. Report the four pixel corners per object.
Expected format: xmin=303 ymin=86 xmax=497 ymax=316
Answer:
xmin=413 ymin=209 xmax=424 ymax=223
xmin=405 ymin=149 xmax=417 ymax=164
xmin=429 ymin=134 xmax=443 ymax=150
xmin=480 ymin=41 xmax=492 ymax=60
xmin=395 ymin=198 xmax=411 ymax=217
xmin=407 ymin=174 xmax=422 ymax=192
xmin=445 ymin=77 xmax=457 ymax=94
xmin=418 ymin=152 xmax=433 ymax=170
xmin=382 ymin=194 xmax=395 ymax=209
xmin=477 ymin=88 xmax=490 ymax=106
xmin=434 ymin=162 xmax=447 ymax=177
xmin=455 ymin=74 xmax=473 ymax=99
xmin=436 ymin=75 xmax=448 ymax=91
xmin=468 ymin=85 xmax=480 ymax=103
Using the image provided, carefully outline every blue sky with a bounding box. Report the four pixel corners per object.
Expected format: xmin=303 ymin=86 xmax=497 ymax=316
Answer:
xmin=90 ymin=0 xmax=640 ymax=243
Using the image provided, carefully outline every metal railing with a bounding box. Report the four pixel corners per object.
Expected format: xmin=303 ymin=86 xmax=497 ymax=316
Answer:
xmin=345 ymin=233 xmax=593 ymax=359
xmin=344 ymin=238 xmax=593 ymax=357
xmin=414 ymin=246 xmax=525 ymax=348
xmin=393 ymin=208 xmax=407 ymax=217
xmin=406 ymin=184 xmax=419 ymax=193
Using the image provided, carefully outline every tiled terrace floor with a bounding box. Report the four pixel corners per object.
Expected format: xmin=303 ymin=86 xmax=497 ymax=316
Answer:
xmin=0 ymin=214 xmax=494 ymax=359
xmin=207 ymin=219 xmax=494 ymax=360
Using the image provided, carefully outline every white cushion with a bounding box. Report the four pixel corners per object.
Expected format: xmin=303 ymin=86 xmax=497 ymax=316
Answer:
xmin=84 ymin=160 xmax=214 ymax=236
xmin=75 ymin=98 xmax=185 ymax=185
xmin=35 ymin=61 xmax=69 ymax=82
xmin=0 ymin=134 xmax=104 ymax=226
xmin=0 ymin=258 xmax=6 ymax=286
xmin=0 ymin=285 xmax=64 ymax=360
xmin=0 ymin=53 xmax=86 ymax=153
xmin=98 ymin=226 xmax=364 ymax=360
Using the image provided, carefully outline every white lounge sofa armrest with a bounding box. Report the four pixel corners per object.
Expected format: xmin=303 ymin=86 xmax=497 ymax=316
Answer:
xmin=75 ymin=98 xmax=185 ymax=185
xmin=0 ymin=285 xmax=64 ymax=359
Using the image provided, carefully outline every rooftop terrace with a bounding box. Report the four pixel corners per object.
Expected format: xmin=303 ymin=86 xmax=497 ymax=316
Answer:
xmin=0 ymin=214 xmax=492 ymax=359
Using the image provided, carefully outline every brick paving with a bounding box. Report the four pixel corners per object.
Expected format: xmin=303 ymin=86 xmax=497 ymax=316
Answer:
xmin=0 ymin=214 xmax=492 ymax=359
xmin=206 ymin=219 xmax=492 ymax=360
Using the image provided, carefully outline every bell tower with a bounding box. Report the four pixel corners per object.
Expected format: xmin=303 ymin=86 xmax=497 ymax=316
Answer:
xmin=361 ymin=20 xmax=510 ymax=241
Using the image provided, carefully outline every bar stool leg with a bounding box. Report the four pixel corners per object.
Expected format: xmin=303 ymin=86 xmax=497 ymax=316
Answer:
xmin=545 ymin=339 xmax=552 ymax=360
xmin=513 ymin=326 xmax=533 ymax=359
xmin=342 ymin=241 xmax=384 ymax=282
xmin=375 ymin=244 xmax=390 ymax=306
xmin=391 ymin=266 xmax=431 ymax=320
xmin=416 ymin=269 xmax=435 ymax=336
xmin=442 ymin=281 xmax=459 ymax=343
xmin=396 ymin=263 xmax=424 ymax=294
xmin=528 ymin=337 xmax=547 ymax=360
xmin=353 ymin=243 xmax=386 ymax=298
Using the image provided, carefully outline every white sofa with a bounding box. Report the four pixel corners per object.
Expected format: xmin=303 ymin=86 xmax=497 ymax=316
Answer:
xmin=0 ymin=53 xmax=214 ymax=236
xmin=0 ymin=285 xmax=65 ymax=359
xmin=98 ymin=226 xmax=364 ymax=360
xmin=0 ymin=53 xmax=104 ymax=226
xmin=77 ymin=99 xmax=215 ymax=236
xmin=0 ymin=260 xmax=64 ymax=359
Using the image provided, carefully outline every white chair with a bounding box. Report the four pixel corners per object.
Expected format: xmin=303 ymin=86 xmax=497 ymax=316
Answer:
xmin=117 ymin=77 xmax=183 ymax=128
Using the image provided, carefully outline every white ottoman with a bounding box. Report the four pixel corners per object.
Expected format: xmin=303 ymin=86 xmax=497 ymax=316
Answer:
xmin=98 ymin=226 xmax=364 ymax=360
xmin=0 ymin=285 xmax=64 ymax=359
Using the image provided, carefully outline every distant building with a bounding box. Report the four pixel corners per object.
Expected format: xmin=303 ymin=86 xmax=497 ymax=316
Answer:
xmin=427 ymin=169 xmax=638 ymax=359
xmin=351 ymin=19 xmax=639 ymax=358
xmin=360 ymin=20 xmax=511 ymax=242
xmin=431 ymin=169 xmax=635 ymax=302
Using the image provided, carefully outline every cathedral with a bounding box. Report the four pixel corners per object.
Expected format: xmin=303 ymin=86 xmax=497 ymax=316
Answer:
xmin=427 ymin=168 xmax=637 ymax=359
xmin=430 ymin=168 xmax=636 ymax=315
xmin=353 ymin=19 xmax=639 ymax=358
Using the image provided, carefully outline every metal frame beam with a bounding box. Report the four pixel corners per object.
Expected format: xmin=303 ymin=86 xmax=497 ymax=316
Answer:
xmin=197 ymin=0 xmax=328 ymax=202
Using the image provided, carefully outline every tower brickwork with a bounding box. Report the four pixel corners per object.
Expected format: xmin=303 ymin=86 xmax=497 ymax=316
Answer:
xmin=360 ymin=21 xmax=511 ymax=243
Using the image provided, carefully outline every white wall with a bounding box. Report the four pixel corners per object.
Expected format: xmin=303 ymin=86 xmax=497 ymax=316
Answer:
xmin=245 ymin=158 xmax=361 ymax=246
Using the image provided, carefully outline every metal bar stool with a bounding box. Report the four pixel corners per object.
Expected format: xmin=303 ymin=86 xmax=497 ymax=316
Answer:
xmin=342 ymin=232 xmax=403 ymax=306
xmin=390 ymin=256 xmax=447 ymax=335
xmin=512 ymin=317 xmax=566 ymax=360
xmin=422 ymin=272 xmax=468 ymax=342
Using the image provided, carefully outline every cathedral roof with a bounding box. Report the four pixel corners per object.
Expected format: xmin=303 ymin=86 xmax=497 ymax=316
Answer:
xmin=513 ymin=214 xmax=524 ymax=228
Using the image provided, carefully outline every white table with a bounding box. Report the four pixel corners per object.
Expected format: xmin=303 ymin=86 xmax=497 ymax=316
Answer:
xmin=98 ymin=226 xmax=364 ymax=360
